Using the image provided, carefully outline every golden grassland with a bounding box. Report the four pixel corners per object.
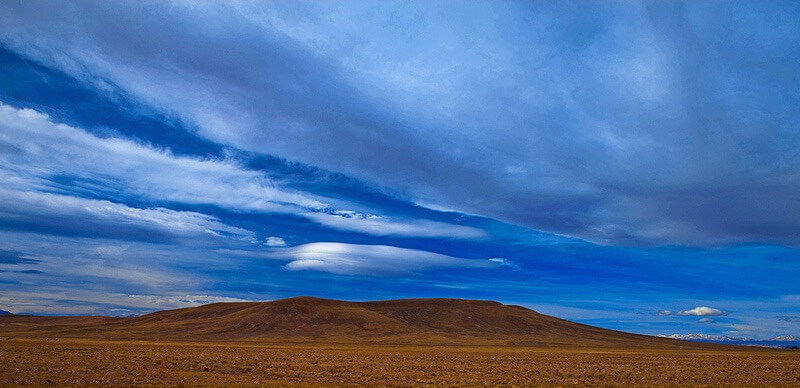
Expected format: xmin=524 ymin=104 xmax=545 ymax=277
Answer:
xmin=1 ymin=338 xmax=799 ymax=387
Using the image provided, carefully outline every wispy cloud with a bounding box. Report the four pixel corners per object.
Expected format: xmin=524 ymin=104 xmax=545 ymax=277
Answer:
xmin=0 ymin=291 xmax=252 ymax=315
xmin=0 ymin=103 xmax=326 ymax=213
xmin=0 ymin=103 xmax=483 ymax=240
xmin=0 ymin=227 xmax=234 ymax=289
xmin=0 ymin=188 xmax=255 ymax=242
xmin=304 ymin=211 xmax=485 ymax=239
xmin=487 ymin=257 xmax=519 ymax=269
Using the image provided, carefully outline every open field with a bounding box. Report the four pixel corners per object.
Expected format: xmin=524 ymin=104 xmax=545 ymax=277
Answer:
xmin=1 ymin=338 xmax=799 ymax=386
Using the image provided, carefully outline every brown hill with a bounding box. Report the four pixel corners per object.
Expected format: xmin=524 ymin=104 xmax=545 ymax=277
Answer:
xmin=0 ymin=296 xmax=708 ymax=348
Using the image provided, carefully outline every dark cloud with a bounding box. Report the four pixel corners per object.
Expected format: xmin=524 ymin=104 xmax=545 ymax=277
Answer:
xmin=0 ymin=249 xmax=39 ymax=265
xmin=0 ymin=269 xmax=44 ymax=274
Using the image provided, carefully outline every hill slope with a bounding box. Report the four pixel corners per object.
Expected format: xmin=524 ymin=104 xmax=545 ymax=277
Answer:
xmin=0 ymin=296 xmax=706 ymax=347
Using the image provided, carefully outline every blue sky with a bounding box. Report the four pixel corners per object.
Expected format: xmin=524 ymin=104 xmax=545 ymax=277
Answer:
xmin=0 ymin=1 xmax=799 ymax=339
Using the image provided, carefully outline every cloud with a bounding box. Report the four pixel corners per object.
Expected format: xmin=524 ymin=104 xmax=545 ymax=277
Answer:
xmin=265 ymin=236 xmax=287 ymax=247
xmin=0 ymin=103 xmax=482 ymax=240
xmin=677 ymin=307 xmax=728 ymax=317
xmin=0 ymin=226 xmax=242 ymax=288
xmin=0 ymin=249 xmax=40 ymax=265
xmin=657 ymin=307 xmax=729 ymax=317
xmin=258 ymin=242 xmax=491 ymax=276
xmin=123 ymin=294 xmax=252 ymax=309
xmin=487 ymin=257 xmax=519 ymax=269
xmin=0 ymin=1 xmax=798 ymax=339
xmin=0 ymin=227 xmax=273 ymax=315
xmin=777 ymin=316 xmax=800 ymax=323
xmin=0 ymin=188 xmax=255 ymax=242
xmin=698 ymin=318 xmax=714 ymax=323
xmin=2 ymin=2 xmax=799 ymax=246
xmin=0 ymin=103 xmax=326 ymax=213
xmin=0 ymin=269 xmax=43 ymax=274
xmin=304 ymin=211 xmax=485 ymax=239
xmin=0 ymin=290 xmax=252 ymax=315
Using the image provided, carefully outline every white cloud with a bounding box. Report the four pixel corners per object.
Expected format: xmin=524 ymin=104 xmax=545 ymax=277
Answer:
xmin=0 ymin=103 xmax=485 ymax=239
xmin=0 ymin=187 xmax=255 ymax=241
xmin=231 ymin=242 xmax=491 ymax=275
xmin=487 ymin=257 xmax=519 ymax=269
xmin=124 ymin=294 xmax=252 ymax=308
xmin=658 ymin=307 xmax=728 ymax=317
xmin=0 ymin=229 xmax=255 ymax=299
xmin=699 ymin=317 xmax=714 ymax=323
xmin=0 ymin=103 xmax=327 ymax=213
xmin=677 ymin=306 xmax=728 ymax=317
xmin=0 ymin=224 xmax=273 ymax=315
xmin=0 ymin=291 xmax=252 ymax=315
xmin=265 ymin=236 xmax=287 ymax=247
xmin=304 ymin=211 xmax=485 ymax=239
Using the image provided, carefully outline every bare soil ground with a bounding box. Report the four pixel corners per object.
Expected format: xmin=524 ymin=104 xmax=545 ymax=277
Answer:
xmin=1 ymin=338 xmax=798 ymax=387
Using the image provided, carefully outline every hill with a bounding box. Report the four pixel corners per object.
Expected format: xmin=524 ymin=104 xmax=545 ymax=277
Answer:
xmin=0 ymin=296 xmax=713 ymax=348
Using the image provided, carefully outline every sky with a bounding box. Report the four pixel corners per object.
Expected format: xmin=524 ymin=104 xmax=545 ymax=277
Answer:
xmin=0 ymin=0 xmax=798 ymax=339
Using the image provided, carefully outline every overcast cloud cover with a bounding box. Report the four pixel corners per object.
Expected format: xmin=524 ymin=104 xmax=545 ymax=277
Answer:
xmin=0 ymin=0 xmax=798 ymax=339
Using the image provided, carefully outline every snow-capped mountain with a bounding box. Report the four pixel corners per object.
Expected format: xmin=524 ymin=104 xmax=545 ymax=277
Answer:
xmin=662 ymin=333 xmax=800 ymax=348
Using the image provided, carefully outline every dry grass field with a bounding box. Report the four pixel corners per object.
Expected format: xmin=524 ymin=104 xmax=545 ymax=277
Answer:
xmin=1 ymin=338 xmax=799 ymax=387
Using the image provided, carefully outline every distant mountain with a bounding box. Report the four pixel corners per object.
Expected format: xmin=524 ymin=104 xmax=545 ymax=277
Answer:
xmin=663 ymin=334 xmax=747 ymax=341
xmin=0 ymin=296 xmax=715 ymax=348
xmin=763 ymin=335 xmax=799 ymax=342
xmin=113 ymin=314 xmax=139 ymax=318
xmin=0 ymin=309 xmax=12 ymax=316
xmin=665 ymin=333 xmax=800 ymax=349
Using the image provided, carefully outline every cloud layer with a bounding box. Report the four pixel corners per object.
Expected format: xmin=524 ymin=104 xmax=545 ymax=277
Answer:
xmin=0 ymin=2 xmax=798 ymax=340
xmin=0 ymin=103 xmax=325 ymax=213
xmin=0 ymin=103 xmax=479 ymax=239
xmin=2 ymin=1 xmax=799 ymax=245
xmin=777 ymin=316 xmax=800 ymax=323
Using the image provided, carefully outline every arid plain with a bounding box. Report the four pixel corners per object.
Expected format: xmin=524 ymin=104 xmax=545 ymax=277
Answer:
xmin=2 ymin=297 xmax=798 ymax=386
xmin=3 ymin=339 xmax=800 ymax=386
